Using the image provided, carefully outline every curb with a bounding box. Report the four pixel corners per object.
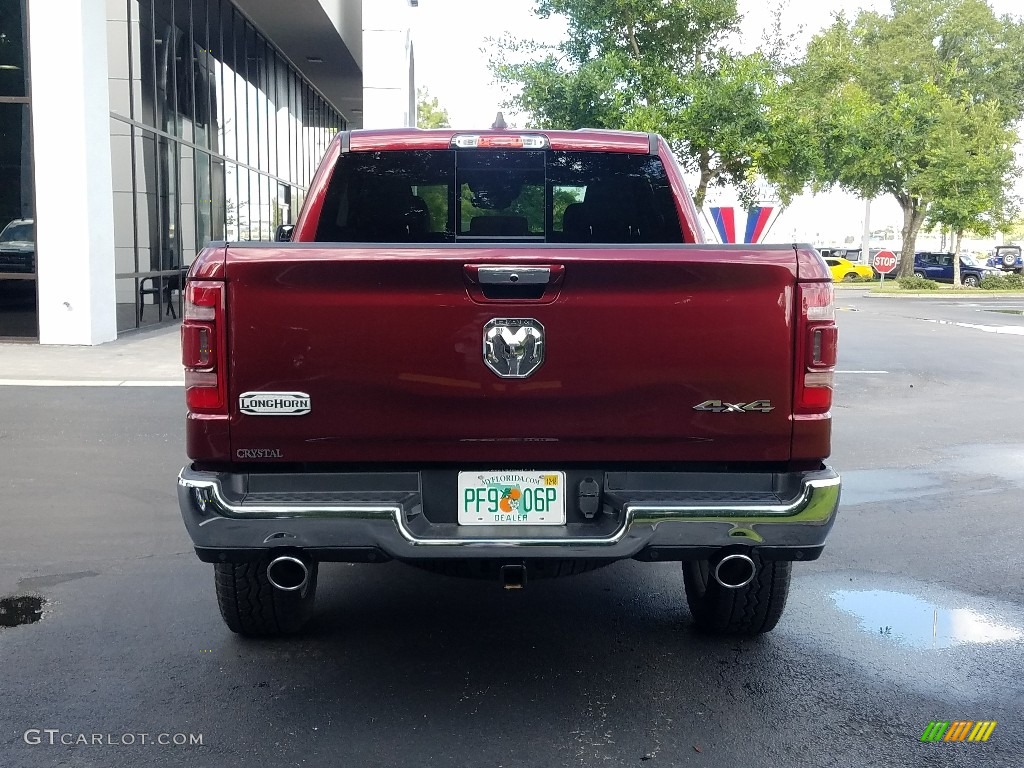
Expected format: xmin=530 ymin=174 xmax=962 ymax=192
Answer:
xmin=864 ymin=291 xmax=1024 ymax=299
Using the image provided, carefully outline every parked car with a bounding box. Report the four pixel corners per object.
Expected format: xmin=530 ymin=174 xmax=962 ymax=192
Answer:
xmin=914 ymin=251 xmax=1001 ymax=287
xmin=0 ymin=218 xmax=35 ymax=274
xmin=177 ymin=125 xmax=840 ymax=639
xmin=987 ymin=245 xmax=1022 ymax=273
xmin=824 ymin=256 xmax=874 ymax=282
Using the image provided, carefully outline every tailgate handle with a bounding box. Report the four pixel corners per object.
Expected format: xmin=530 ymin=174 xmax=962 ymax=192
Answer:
xmin=477 ymin=266 xmax=551 ymax=285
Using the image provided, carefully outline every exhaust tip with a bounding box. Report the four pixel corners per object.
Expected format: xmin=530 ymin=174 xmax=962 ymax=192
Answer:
xmin=712 ymin=554 xmax=756 ymax=589
xmin=267 ymin=555 xmax=309 ymax=592
xmin=500 ymin=564 xmax=527 ymax=590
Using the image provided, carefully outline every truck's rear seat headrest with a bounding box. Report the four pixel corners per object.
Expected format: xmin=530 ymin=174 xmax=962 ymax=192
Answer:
xmin=469 ymin=215 xmax=529 ymax=236
xmin=560 ymin=181 xmax=662 ymax=242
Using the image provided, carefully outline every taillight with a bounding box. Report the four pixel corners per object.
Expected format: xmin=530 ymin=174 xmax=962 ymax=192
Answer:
xmin=182 ymin=280 xmax=226 ymax=414
xmin=795 ymin=282 xmax=837 ymax=414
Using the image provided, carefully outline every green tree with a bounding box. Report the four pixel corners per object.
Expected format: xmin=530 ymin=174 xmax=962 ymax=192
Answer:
xmin=416 ymin=87 xmax=450 ymax=129
xmin=779 ymin=0 xmax=1024 ymax=276
xmin=922 ymin=98 xmax=1019 ymax=286
xmin=489 ymin=0 xmax=785 ymax=209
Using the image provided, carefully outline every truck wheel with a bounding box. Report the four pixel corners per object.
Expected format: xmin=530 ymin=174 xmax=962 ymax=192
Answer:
xmin=963 ymin=274 xmax=979 ymax=287
xmin=682 ymin=556 xmax=791 ymax=636
xmin=214 ymin=558 xmax=318 ymax=637
xmin=914 ymin=271 xmax=926 ymax=279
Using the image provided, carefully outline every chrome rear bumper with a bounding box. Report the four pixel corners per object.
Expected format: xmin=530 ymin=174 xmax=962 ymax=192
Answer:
xmin=178 ymin=466 xmax=840 ymax=562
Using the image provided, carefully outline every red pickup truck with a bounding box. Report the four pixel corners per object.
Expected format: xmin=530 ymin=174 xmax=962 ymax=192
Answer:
xmin=177 ymin=126 xmax=841 ymax=638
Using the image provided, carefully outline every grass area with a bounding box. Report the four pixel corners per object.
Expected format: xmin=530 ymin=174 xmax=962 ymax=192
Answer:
xmin=868 ymin=283 xmax=1024 ymax=295
xmin=863 ymin=273 xmax=1024 ymax=295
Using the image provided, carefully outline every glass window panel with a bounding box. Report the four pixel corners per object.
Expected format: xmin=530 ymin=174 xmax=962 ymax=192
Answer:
xmin=191 ymin=0 xmax=211 ymax=148
xmin=110 ymin=118 xmax=137 ymax=279
xmin=172 ymin=0 xmax=194 ymax=143
xmin=302 ymin=83 xmax=311 ymax=187
xmin=153 ymin=0 xmax=174 ymax=133
xmin=211 ymin=156 xmax=225 ymax=241
xmin=215 ymin=0 xmax=234 ymax=160
xmin=255 ymin=34 xmax=269 ymax=172
xmin=131 ymin=0 xmax=157 ymax=126
xmin=238 ymin=165 xmax=252 ymax=240
xmin=157 ymin=136 xmax=180 ymax=274
xmin=0 ymin=0 xmax=27 ymax=97
xmin=109 ymin=118 xmax=134 ymax=195
xmin=106 ymin=1 xmax=132 ymax=117
xmin=245 ymin=24 xmax=259 ymax=174
xmin=249 ymin=169 xmax=261 ymax=240
xmin=194 ymin=150 xmax=211 ymax=253
xmin=289 ymin=69 xmax=298 ymax=185
xmin=275 ymin=182 xmax=291 ymax=228
xmin=179 ymin=142 xmax=197 ymax=266
xmin=262 ymin=173 xmax=272 ymax=240
xmin=293 ymin=186 xmax=304 ymax=223
xmin=265 ymin=42 xmax=276 ymax=177
xmin=0 ymin=102 xmax=35 ymax=338
xmin=133 ymin=129 xmax=158 ymax=272
xmin=115 ymin=277 xmax=138 ymax=332
xmin=275 ymin=52 xmax=289 ymax=182
xmin=233 ymin=10 xmax=247 ymax=165
xmin=224 ymin=161 xmax=239 ymax=240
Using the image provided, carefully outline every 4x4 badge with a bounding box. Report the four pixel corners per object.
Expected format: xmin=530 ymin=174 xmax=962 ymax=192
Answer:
xmin=693 ymin=399 xmax=774 ymax=413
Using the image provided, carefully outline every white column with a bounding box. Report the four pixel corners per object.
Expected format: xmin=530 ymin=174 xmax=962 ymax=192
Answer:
xmin=362 ymin=0 xmax=414 ymax=128
xmin=29 ymin=0 xmax=117 ymax=345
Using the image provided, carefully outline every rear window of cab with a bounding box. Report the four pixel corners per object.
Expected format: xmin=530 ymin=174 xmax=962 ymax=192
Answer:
xmin=314 ymin=150 xmax=684 ymax=244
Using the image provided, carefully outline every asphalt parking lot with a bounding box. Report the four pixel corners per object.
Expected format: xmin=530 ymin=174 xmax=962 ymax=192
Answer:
xmin=1 ymin=291 xmax=1023 ymax=767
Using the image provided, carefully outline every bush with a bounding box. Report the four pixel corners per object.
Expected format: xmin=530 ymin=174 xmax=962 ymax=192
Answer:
xmin=980 ymin=273 xmax=1024 ymax=290
xmin=895 ymin=275 xmax=939 ymax=290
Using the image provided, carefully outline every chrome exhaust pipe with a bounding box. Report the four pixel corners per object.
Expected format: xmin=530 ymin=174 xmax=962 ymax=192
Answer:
xmin=712 ymin=554 xmax=756 ymax=589
xmin=267 ymin=555 xmax=309 ymax=592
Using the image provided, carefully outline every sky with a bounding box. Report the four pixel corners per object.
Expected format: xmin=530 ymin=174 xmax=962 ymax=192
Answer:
xmin=409 ymin=0 xmax=1022 ymax=246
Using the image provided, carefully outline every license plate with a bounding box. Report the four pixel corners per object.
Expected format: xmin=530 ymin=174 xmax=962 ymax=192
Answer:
xmin=457 ymin=471 xmax=566 ymax=526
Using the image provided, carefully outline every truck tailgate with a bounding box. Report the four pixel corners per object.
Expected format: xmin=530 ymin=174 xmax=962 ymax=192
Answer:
xmin=224 ymin=245 xmax=797 ymax=464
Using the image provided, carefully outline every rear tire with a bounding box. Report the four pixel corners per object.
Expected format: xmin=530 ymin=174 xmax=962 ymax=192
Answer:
xmin=214 ymin=557 xmax=318 ymax=637
xmin=683 ymin=556 xmax=791 ymax=636
xmin=843 ymin=272 xmax=858 ymax=282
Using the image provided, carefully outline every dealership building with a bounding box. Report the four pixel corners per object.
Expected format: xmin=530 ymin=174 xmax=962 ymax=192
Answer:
xmin=0 ymin=0 xmax=416 ymax=343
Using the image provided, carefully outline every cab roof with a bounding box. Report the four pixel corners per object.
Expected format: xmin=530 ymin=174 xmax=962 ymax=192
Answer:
xmin=344 ymin=128 xmax=660 ymax=155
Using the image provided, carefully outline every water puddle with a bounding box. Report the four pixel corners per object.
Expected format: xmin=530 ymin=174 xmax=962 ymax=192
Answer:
xmin=831 ymin=589 xmax=1023 ymax=649
xmin=953 ymin=444 xmax=1024 ymax=486
xmin=836 ymin=469 xmax=944 ymax=506
xmin=0 ymin=595 xmax=45 ymax=627
xmin=984 ymin=309 xmax=1024 ymax=316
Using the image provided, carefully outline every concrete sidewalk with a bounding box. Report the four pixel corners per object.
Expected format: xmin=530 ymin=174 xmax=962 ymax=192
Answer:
xmin=0 ymin=325 xmax=182 ymax=385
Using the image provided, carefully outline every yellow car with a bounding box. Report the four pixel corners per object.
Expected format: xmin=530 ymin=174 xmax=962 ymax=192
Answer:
xmin=824 ymin=256 xmax=874 ymax=282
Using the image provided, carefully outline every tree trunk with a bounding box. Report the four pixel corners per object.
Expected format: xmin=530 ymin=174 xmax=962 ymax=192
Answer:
xmin=693 ymin=150 xmax=714 ymax=211
xmin=952 ymin=229 xmax=963 ymax=287
xmin=896 ymin=195 xmax=928 ymax=278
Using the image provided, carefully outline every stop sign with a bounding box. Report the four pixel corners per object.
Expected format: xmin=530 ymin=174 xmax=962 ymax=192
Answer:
xmin=873 ymin=250 xmax=898 ymax=274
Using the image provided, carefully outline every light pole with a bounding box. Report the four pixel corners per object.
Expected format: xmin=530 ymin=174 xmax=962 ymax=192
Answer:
xmin=861 ymin=197 xmax=871 ymax=264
